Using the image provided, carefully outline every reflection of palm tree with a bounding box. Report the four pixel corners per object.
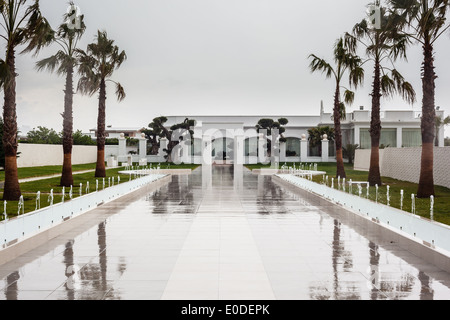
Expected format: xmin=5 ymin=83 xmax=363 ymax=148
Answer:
xmin=98 ymin=222 xmax=107 ymax=291
xmin=369 ymin=241 xmax=381 ymax=300
xmin=419 ymin=271 xmax=434 ymax=300
xmin=63 ymin=240 xmax=75 ymax=300
xmin=5 ymin=271 xmax=20 ymax=300
xmin=256 ymin=176 xmax=285 ymax=214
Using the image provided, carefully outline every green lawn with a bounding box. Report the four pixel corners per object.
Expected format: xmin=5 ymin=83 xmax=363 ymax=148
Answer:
xmin=246 ymin=162 xmax=450 ymax=226
xmin=0 ymin=163 xmax=98 ymax=182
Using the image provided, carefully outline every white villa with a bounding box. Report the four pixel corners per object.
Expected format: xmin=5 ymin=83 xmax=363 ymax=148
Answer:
xmin=104 ymin=105 xmax=446 ymax=165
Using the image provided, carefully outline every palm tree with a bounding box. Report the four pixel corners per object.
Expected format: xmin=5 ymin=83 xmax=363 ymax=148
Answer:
xmin=308 ymin=37 xmax=365 ymax=179
xmin=0 ymin=0 xmax=53 ymax=201
xmin=435 ymin=115 xmax=450 ymax=146
xmin=77 ymin=30 xmax=126 ymax=178
xmin=345 ymin=2 xmax=416 ymax=186
xmin=36 ymin=3 xmax=86 ymax=187
xmin=307 ymin=125 xmax=335 ymax=157
xmin=389 ymin=0 xmax=450 ymax=198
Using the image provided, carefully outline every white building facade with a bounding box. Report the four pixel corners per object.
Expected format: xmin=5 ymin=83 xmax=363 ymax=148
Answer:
xmin=108 ymin=107 xmax=446 ymax=165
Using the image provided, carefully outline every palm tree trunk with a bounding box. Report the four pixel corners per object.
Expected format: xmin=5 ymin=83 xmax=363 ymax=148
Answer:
xmin=2 ymin=47 xmax=21 ymax=201
xmin=368 ymin=57 xmax=382 ymax=186
xmin=95 ymin=78 xmax=107 ymax=178
xmin=334 ymin=85 xmax=346 ymax=179
xmin=417 ymin=41 xmax=435 ymax=198
xmin=60 ymin=65 xmax=74 ymax=187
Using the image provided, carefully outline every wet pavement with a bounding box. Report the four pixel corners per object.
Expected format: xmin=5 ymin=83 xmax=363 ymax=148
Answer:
xmin=1 ymin=165 xmax=450 ymax=300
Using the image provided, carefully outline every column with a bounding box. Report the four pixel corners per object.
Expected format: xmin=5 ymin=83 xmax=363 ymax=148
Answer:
xmin=280 ymin=142 xmax=286 ymax=163
xmin=258 ymin=133 xmax=268 ymax=164
xmin=159 ymin=137 xmax=168 ymax=162
xmin=354 ymin=126 xmax=360 ymax=148
xmin=300 ymin=134 xmax=308 ymax=163
xmin=321 ymin=135 xmax=329 ymax=163
xmin=271 ymin=131 xmax=280 ymax=168
xmin=202 ymin=135 xmax=212 ymax=190
xmin=202 ymin=134 xmax=212 ymax=166
xmin=118 ymin=133 xmax=127 ymax=164
xmin=234 ymin=133 xmax=244 ymax=166
xmin=397 ymin=127 xmax=403 ymax=148
xmin=181 ymin=139 xmax=191 ymax=164
xmin=138 ymin=133 xmax=148 ymax=165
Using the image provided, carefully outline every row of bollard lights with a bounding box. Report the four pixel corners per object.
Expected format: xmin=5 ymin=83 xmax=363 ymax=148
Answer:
xmin=280 ymin=164 xmax=435 ymax=221
xmin=1 ymin=165 xmax=161 ymax=222
xmin=317 ymin=174 xmax=435 ymax=221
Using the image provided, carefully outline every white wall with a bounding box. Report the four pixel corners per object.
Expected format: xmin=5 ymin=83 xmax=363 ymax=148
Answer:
xmin=354 ymin=147 xmax=450 ymax=189
xmin=17 ymin=144 xmax=97 ymax=168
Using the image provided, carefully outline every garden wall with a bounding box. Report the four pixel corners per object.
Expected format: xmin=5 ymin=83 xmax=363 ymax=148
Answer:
xmin=17 ymin=144 xmax=97 ymax=168
xmin=354 ymin=147 xmax=450 ymax=189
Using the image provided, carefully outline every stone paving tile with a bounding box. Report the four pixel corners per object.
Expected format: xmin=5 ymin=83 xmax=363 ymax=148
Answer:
xmin=0 ymin=166 xmax=450 ymax=300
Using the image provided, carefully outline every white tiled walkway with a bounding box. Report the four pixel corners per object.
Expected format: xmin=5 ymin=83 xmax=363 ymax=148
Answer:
xmin=1 ymin=166 xmax=450 ymax=300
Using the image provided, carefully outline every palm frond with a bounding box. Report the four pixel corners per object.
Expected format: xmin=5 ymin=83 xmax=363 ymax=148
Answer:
xmin=308 ymin=54 xmax=334 ymax=79
xmin=115 ymin=82 xmax=126 ymax=102
xmin=343 ymin=89 xmax=355 ymax=106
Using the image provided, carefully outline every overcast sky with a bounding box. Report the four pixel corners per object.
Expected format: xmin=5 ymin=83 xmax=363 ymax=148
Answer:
xmin=3 ymin=0 xmax=450 ymax=136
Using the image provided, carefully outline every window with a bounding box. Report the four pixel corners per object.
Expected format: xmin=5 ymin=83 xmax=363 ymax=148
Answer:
xmin=402 ymin=129 xmax=422 ymax=148
xmin=244 ymin=138 xmax=258 ymax=157
xmin=380 ymin=128 xmax=397 ymax=148
xmin=360 ymin=128 xmax=371 ymax=149
xmin=286 ymin=137 xmax=300 ymax=157
xmin=360 ymin=128 xmax=397 ymax=149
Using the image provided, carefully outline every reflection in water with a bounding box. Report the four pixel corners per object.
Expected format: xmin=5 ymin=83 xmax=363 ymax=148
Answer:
xmin=150 ymin=174 xmax=196 ymax=215
xmin=202 ymin=165 xmax=212 ymax=190
xmin=256 ymin=175 xmax=286 ymax=215
xmin=369 ymin=241 xmax=381 ymax=300
xmin=419 ymin=271 xmax=434 ymax=300
xmin=98 ymin=222 xmax=107 ymax=292
xmin=233 ymin=165 xmax=244 ymax=192
xmin=64 ymin=240 xmax=75 ymax=300
xmin=5 ymin=271 xmax=20 ymax=300
xmin=1 ymin=165 xmax=449 ymax=300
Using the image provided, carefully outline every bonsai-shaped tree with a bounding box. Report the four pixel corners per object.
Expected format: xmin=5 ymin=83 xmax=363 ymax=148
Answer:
xmin=255 ymin=118 xmax=289 ymax=157
xmin=141 ymin=118 xmax=167 ymax=155
xmin=145 ymin=117 xmax=195 ymax=162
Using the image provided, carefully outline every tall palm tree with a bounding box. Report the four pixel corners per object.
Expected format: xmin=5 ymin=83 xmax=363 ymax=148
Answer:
xmin=345 ymin=2 xmax=416 ymax=186
xmin=308 ymin=37 xmax=365 ymax=179
xmin=77 ymin=30 xmax=126 ymax=178
xmin=36 ymin=3 xmax=86 ymax=187
xmin=0 ymin=0 xmax=53 ymax=201
xmin=389 ymin=0 xmax=450 ymax=198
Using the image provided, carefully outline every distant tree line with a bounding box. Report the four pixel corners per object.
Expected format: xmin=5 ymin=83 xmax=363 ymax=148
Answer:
xmin=19 ymin=126 xmax=97 ymax=145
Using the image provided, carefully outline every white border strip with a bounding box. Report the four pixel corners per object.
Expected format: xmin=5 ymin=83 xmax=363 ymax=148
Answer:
xmin=276 ymin=174 xmax=450 ymax=256
xmin=0 ymin=174 xmax=167 ymax=250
